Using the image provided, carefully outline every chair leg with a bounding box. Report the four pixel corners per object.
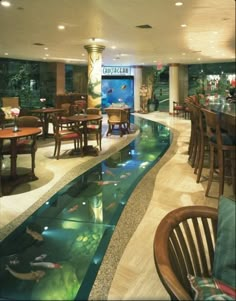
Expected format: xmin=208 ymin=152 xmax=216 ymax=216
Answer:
xmin=31 ymin=152 xmax=36 ymax=178
xmin=205 ymin=145 xmax=215 ymax=196
xmin=79 ymin=137 xmax=83 ymax=156
xmin=230 ymin=150 xmax=236 ymax=195
xmin=99 ymin=133 xmax=102 ymax=150
xmin=119 ymin=125 xmax=123 ymax=137
xmin=56 ymin=142 xmax=61 ymax=160
xmin=53 ymin=140 xmax=58 ymax=157
xmin=218 ymin=149 xmax=224 ymax=197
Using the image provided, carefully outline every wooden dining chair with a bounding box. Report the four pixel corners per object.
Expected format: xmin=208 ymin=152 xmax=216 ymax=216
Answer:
xmin=153 ymin=205 xmax=218 ymax=301
xmin=86 ymin=108 xmax=102 ymax=150
xmin=201 ymin=108 xmax=236 ymax=197
xmin=51 ymin=114 xmax=83 ymax=160
xmin=105 ymin=107 xmax=129 ymax=137
xmin=57 ymin=102 xmax=74 ymax=130
xmin=1 ymin=116 xmax=42 ymax=179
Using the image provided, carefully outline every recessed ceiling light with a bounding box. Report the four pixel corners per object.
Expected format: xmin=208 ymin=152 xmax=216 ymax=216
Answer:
xmin=181 ymin=24 xmax=187 ymax=27
xmin=175 ymin=2 xmax=183 ymax=6
xmin=4 ymin=52 xmax=9 ymax=56
xmin=1 ymin=1 xmax=11 ymax=7
xmin=58 ymin=25 xmax=65 ymax=30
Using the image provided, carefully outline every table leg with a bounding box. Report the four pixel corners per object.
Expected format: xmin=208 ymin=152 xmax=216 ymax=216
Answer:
xmin=10 ymin=138 xmax=17 ymax=178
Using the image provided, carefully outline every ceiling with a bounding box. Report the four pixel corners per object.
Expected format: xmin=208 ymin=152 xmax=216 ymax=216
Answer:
xmin=0 ymin=0 xmax=235 ymax=66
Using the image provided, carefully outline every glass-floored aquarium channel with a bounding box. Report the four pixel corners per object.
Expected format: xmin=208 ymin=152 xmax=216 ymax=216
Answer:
xmin=0 ymin=115 xmax=172 ymax=300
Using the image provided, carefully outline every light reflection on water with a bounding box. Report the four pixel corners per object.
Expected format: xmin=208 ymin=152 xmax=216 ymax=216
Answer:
xmin=0 ymin=116 xmax=172 ymax=300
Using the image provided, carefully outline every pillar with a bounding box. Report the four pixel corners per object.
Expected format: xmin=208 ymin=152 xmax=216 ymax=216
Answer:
xmin=84 ymin=44 xmax=105 ymax=108
xmin=169 ymin=63 xmax=179 ymax=114
xmin=56 ymin=62 xmax=65 ymax=95
xmin=133 ymin=66 xmax=143 ymax=112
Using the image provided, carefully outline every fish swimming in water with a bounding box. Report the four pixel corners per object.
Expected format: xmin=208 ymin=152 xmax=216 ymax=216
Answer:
xmin=34 ymin=254 xmax=47 ymax=261
xmin=105 ymin=202 xmax=116 ymax=210
xmin=26 ymin=227 xmax=44 ymax=242
xmin=105 ymin=170 xmax=115 ymax=177
xmin=121 ymin=85 xmax=127 ymax=90
xmin=120 ymin=172 xmax=131 ymax=179
xmin=67 ymin=204 xmax=79 ymax=213
xmin=107 ymin=88 xmax=113 ymax=94
xmin=92 ymin=181 xmax=119 ymax=186
xmin=5 ymin=265 xmax=45 ymax=282
xmin=30 ymin=262 xmax=62 ymax=269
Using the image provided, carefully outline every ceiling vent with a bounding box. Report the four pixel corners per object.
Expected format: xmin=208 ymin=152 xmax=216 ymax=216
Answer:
xmin=136 ymin=24 xmax=152 ymax=29
xmin=33 ymin=42 xmax=45 ymax=46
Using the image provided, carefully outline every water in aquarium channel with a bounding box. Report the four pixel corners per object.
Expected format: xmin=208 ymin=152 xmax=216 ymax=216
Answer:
xmin=0 ymin=115 xmax=172 ymax=300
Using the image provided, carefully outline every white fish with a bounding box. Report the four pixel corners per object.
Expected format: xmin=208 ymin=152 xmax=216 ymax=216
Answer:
xmin=34 ymin=254 xmax=47 ymax=261
xmin=30 ymin=262 xmax=62 ymax=269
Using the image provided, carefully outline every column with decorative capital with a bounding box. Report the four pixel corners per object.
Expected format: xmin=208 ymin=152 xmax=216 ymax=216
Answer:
xmin=84 ymin=44 xmax=105 ymax=108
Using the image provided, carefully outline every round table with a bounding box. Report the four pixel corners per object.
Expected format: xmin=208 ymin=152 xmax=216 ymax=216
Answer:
xmin=0 ymin=127 xmax=41 ymax=196
xmin=67 ymin=114 xmax=103 ymax=156
xmin=31 ymin=108 xmax=65 ymax=138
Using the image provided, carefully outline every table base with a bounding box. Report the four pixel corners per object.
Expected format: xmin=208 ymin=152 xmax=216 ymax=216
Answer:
xmin=69 ymin=145 xmax=99 ymax=157
xmin=0 ymin=173 xmax=38 ymax=196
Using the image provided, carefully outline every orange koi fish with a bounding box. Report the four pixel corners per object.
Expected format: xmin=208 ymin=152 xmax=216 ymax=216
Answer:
xmin=67 ymin=204 xmax=79 ymax=213
xmin=5 ymin=265 xmax=45 ymax=282
xmin=105 ymin=170 xmax=115 ymax=177
xmin=26 ymin=227 xmax=43 ymax=242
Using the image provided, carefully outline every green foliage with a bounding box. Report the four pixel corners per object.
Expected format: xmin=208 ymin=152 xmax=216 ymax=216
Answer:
xmin=8 ymin=63 xmax=36 ymax=104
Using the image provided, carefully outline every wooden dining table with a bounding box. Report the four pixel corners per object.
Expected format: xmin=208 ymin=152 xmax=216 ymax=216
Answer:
xmin=0 ymin=127 xmax=41 ymax=196
xmin=31 ymin=107 xmax=65 ymax=138
xmin=67 ymin=114 xmax=103 ymax=156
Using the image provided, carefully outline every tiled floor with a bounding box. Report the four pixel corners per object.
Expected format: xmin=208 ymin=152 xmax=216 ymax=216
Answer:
xmin=0 ymin=112 xmax=234 ymax=300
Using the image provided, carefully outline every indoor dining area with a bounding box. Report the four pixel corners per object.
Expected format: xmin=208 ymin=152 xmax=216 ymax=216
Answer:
xmin=0 ymin=0 xmax=235 ymax=300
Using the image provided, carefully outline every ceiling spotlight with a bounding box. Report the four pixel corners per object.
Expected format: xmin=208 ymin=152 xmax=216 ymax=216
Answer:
xmin=1 ymin=0 xmax=11 ymax=7
xmin=175 ymin=2 xmax=183 ymax=6
xmin=58 ymin=25 xmax=65 ymax=30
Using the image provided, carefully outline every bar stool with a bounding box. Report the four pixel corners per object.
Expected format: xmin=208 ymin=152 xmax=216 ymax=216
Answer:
xmin=191 ymin=104 xmax=210 ymax=183
xmin=186 ymin=102 xmax=198 ymax=167
xmin=201 ymin=108 xmax=236 ymax=197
